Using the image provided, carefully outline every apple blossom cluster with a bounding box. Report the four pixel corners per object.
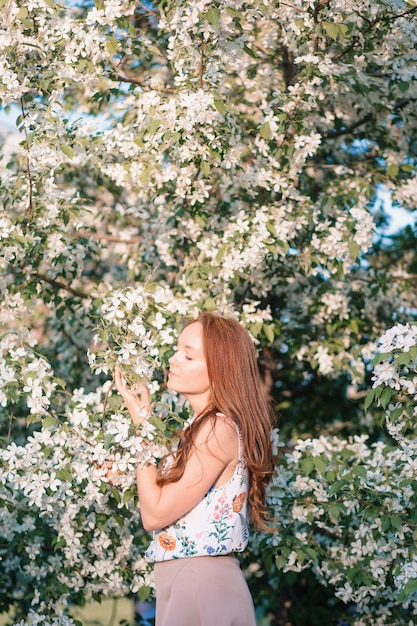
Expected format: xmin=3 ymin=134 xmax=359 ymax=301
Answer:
xmin=88 ymin=285 xmax=168 ymax=387
xmin=0 ymin=382 xmax=165 ymax=622
xmin=369 ymin=322 xmax=417 ymax=442
xmin=0 ymin=329 xmax=56 ymax=418
xmin=253 ymin=430 xmax=417 ymax=624
xmin=247 ymin=321 xmax=417 ymax=623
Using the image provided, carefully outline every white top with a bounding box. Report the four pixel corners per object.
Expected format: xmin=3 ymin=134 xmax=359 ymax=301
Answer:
xmin=146 ymin=420 xmax=249 ymax=562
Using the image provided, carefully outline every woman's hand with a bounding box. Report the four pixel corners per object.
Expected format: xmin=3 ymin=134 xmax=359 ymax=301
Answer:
xmin=114 ymin=363 xmax=151 ymax=426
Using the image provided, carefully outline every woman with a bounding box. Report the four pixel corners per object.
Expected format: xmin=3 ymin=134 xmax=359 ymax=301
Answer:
xmin=115 ymin=311 xmax=275 ymax=626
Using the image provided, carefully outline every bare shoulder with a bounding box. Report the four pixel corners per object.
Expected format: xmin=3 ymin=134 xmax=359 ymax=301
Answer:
xmin=194 ymin=413 xmax=238 ymax=461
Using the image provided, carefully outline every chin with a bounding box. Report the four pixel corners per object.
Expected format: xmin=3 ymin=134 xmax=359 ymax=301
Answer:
xmin=166 ymin=379 xmax=177 ymax=392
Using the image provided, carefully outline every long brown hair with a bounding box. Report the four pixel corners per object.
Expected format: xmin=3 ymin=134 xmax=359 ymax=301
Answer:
xmin=157 ymin=311 xmax=275 ymax=531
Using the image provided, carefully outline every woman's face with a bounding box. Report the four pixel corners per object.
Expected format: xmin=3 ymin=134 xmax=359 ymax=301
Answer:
xmin=167 ymin=322 xmax=210 ymax=407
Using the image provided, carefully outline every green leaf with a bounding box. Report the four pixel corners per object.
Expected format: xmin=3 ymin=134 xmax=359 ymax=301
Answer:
xmin=364 ymin=388 xmax=375 ymax=411
xmin=301 ymin=457 xmax=314 ymax=476
xmin=399 ymin=577 xmax=417 ymax=603
xmin=26 ymin=414 xmax=42 ymax=425
xmin=395 ymin=351 xmax=412 ymax=366
xmin=195 ymin=214 xmax=207 ymax=227
xmin=260 ymin=121 xmax=271 ymax=141
xmin=243 ymin=44 xmax=257 ymax=59
xmin=56 ymin=467 xmax=73 ymax=482
xmin=110 ymin=486 xmax=122 ymax=503
xmin=106 ymin=36 xmax=119 ymax=57
xmin=329 ymin=502 xmax=342 ymax=520
xmin=17 ymin=6 xmax=28 ymax=19
xmin=409 ymin=345 xmax=417 ymax=359
xmin=20 ymin=16 xmax=34 ymax=29
xmin=371 ymin=351 xmax=391 ymax=366
xmin=226 ymin=7 xmax=243 ymax=18
xmin=138 ymin=585 xmax=152 ymax=602
xmin=348 ymin=240 xmax=360 ymax=259
xmin=53 ymin=536 xmax=66 ymax=549
xmin=215 ymin=244 xmax=228 ymax=262
xmin=200 ymin=160 xmax=210 ymax=176
xmin=379 ymin=387 xmax=393 ymax=409
xmin=386 ymin=164 xmax=399 ymax=179
xmin=388 ymin=406 xmax=403 ymax=422
xmin=60 ymin=144 xmax=74 ymax=159
xmin=42 ymin=416 xmax=57 ymax=429
xmin=349 ymin=317 xmax=359 ymax=334
xmin=323 ymin=22 xmax=339 ymax=40
xmin=328 ymin=479 xmax=349 ymax=497
xmin=147 ymin=119 xmax=160 ymax=135
xmin=203 ymin=297 xmax=218 ymax=311
xmin=337 ymin=23 xmax=350 ymax=38
xmin=148 ymin=45 xmax=162 ymax=56
xmin=390 ymin=514 xmax=403 ymax=531
xmin=275 ymin=554 xmax=287 ymax=570
xmin=325 ymin=469 xmax=336 ymax=482
xmin=263 ymin=323 xmax=275 ymax=344
xmin=313 ymin=455 xmax=328 ymax=474
xmin=351 ymin=465 xmax=366 ymax=479
xmin=399 ymin=478 xmax=413 ymax=488
xmin=304 ymin=547 xmax=318 ymax=560
xmin=205 ymin=7 xmax=221 ymax=26
xmin=214 ymin=99 xmax=227 ymax=115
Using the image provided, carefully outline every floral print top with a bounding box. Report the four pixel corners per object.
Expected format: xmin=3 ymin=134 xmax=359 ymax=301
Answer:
xmin=146 ymin=422 xmax=249 ymax=563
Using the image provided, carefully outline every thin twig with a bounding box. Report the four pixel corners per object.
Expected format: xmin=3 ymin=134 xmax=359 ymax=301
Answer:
xmin=20 ymin=98 xmax=34 ymax=222
xmin=199 ymin=35 xmax=205 ymax=90
xmin=280 ymin=2 xmax=309 ymax=14
xmin=136 ymin=1 xmax=159 ymax=18
xmin=114 ymin=57 xmax=174 ymax=94
xmin=8 ymin=410 xmax=13 ymax=444
xmin=69 ymin=230 xmax=142 ymax=244
xmin=101 ymin=378 xmax=114 ymax=427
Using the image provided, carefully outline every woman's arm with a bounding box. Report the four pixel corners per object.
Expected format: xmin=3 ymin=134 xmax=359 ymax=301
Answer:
xmin=114 ymin=366 xmax=238 ymax=531
xmin=136 ymin=418 xmax=238 ymax=530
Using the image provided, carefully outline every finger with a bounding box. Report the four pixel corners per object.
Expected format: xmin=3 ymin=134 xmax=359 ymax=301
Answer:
xmin=139 ymin=382 xmax=150 ymax=402
xmin=114 ymin=365 xmax=127 ymax=390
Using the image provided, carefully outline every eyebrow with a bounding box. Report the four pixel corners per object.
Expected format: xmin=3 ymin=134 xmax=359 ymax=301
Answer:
xmin=179 ymin=342 xmax=200 ymax=353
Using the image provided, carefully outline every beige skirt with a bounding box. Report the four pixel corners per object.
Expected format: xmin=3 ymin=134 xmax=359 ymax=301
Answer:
xmin=154 ymin=554 xmax=257 ymax=626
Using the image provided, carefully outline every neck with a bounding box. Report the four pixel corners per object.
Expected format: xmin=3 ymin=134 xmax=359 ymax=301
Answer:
xmin=184 ymin=392 xmax=211 ymax=417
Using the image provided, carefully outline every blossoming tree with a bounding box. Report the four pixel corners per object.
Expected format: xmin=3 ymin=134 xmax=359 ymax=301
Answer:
xmin=1 ymin=0 xmax=417 ymax=624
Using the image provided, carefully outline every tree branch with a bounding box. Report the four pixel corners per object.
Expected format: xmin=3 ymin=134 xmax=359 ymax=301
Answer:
xmin=34 ymin=272 xmax=91 ymax=299
xmin=322 ymin=95 xmax=416 ymax=140
xmin=322 ymin=113 xmax=373 ymax=139
xmin=69 ymin=230 xmax=142 ymax=244
xmin=113 ymin=57 xmax=175 ymax=94
xmin=334 ymin=6 xmax=417 ymax=61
